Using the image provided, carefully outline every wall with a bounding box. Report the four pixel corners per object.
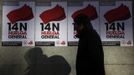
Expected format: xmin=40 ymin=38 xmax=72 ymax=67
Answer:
xmin=0 ymin=0 xmax=134 ymax=75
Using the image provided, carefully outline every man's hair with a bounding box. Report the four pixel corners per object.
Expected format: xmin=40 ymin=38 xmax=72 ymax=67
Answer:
xmin=74 ymin=14 xmax=92 ymax=28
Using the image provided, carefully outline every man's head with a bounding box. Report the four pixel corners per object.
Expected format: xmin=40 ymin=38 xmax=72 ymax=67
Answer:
xmin=73 ymin=14 xmax=93 ymax=36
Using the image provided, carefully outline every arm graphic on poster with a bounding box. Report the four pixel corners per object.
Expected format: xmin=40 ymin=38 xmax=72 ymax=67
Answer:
xmin=40 ymin=4 xmax=66 ymax=24
xmin=7 ymin=4 xmax=34 ymax=24
xmin=104 ymin=4 xmax=131 ymax=24
xmin=72 ymin=4 xmax=98 ymax=21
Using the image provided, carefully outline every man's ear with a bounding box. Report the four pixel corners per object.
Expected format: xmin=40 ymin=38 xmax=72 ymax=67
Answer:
xmin=79 ymin=25 xmax=84 ymax=30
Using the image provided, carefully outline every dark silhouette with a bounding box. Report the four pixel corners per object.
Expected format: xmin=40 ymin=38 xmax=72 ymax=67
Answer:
xmin=24 ymin=47 xmax=71 ymax=75
xmin=73 ymin=14 xmax=105 ymax=75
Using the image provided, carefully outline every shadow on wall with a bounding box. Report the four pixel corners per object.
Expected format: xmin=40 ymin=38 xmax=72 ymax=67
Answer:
xmin=24 ymin=47 xmax=71 ymax=75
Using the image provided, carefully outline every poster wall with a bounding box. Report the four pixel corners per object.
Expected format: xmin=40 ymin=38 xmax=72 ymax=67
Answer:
xmin=2 ymin=1 xmax=133 ymax=46
xmin=100 ymin=1 xmax=133 ymax=46
xmin=67 ymin=1 xmax=99 ymax=46
xmin=2 ymin=2 xmax=35 ymax=46
xmin=35 ymin=2 xmax=67 ymax=46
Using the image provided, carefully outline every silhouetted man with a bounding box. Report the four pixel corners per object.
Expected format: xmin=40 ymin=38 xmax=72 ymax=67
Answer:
xmin=73 ymin=14 xmax=105 ymax=75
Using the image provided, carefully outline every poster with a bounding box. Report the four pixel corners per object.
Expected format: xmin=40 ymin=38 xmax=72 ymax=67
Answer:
xmin=67 ymin=1 xmax=99 ymax=46
xmin=35 ymin=2 xmax=67 ymax=46
xmin=100 ymin=1 xmax=133 ymax=46
xmin=2 ymin=2 xmax=35 ymax=46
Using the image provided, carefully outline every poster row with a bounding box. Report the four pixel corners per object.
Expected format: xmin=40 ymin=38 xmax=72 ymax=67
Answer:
xmin=2 ymin=1 xmax=133 ymax=46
